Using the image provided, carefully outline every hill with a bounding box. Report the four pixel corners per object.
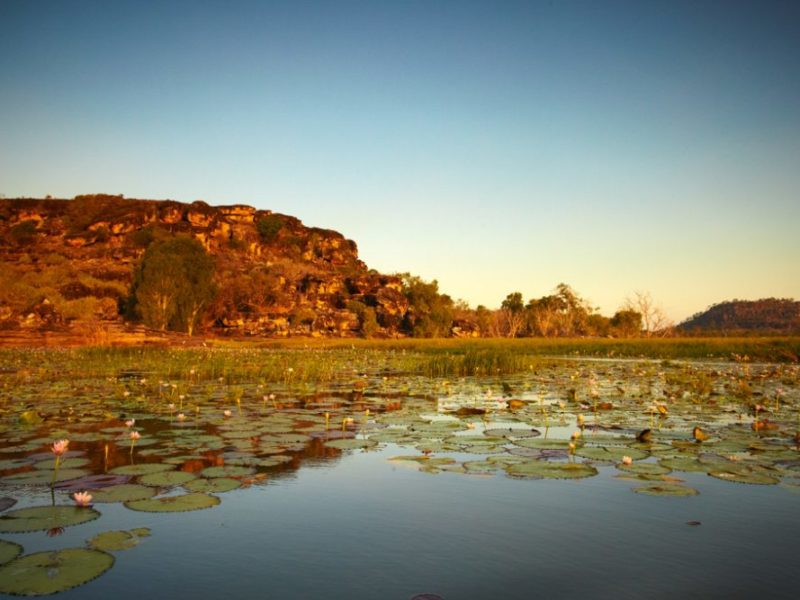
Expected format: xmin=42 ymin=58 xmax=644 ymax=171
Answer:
xmin=0 ymin=194 xmax=410 ymax=340
xmin=679 ymin=298 xmax=800 ymax=334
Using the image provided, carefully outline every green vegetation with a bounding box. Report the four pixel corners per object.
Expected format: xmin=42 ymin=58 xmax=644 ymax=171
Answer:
xmin=128 ymin=237 xmax=216 ymax=335
xmin=256 ymin=215 xmax=284 ymax=243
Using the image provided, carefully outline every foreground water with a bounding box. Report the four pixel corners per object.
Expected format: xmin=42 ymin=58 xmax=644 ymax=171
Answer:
xmin=0 ymin=355 xmax=798 ymax=599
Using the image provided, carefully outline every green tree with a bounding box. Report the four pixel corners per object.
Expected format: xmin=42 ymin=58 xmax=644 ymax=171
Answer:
xmin=130 ymin=237 xmax=216 ymax=335
xmin=256 ymin=216 xmax=284 ymax=243
xmin=400 ymin=274 xmax=454 ymax=337
xmin=610 ymin=309 xmax=643 ymax=338
xmin=500 ymin=292 xmax=525 ymax=337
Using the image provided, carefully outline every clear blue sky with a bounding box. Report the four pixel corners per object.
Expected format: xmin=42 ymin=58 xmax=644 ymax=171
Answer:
xmin=1 ymin=0 xmax=798 ymax=321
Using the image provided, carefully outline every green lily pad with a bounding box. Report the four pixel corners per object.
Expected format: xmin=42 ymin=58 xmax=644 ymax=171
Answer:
xmin=124 ymin=493 xmax=221 ymax=513
xmin=33 ymin=457 xmax=90 ymax=470
xmin=90 ymin=484 xmax=157 ymax=503
xmin=618 ymin=462 xmax=672 ymax=476
xmin=575 ymin=447 xmax=649 ymax=463
xmin=505 ymin=461 xmax=599 ymax=480
xmin=633 ymin=484 xmax=699 ymax=496
xmin=110 ymin=464 xmax=174 ymax=476
xmin=87 ymin=528 xmax=151 ymax=552
xmin=200 ymin=465 xmax=255 ymax=478
xmin=0 ymin=540 xmax=22 ymax=566
xmin=708 ymin=470 xmax=780 ymax=485
xmin=184 ymin=478 xmax=242 ymax=493
xmin=0 ymin=506 xmax=100 ymax=533
xmin=1 ymin=468 xmax=89 ymax=485
xmin=138 ymin=471 xmax=198 ymax=487
xmin=0 ymin=548 xmax=114 ymax=596
xmin=323 ymin=438 xmax=378 ymax=450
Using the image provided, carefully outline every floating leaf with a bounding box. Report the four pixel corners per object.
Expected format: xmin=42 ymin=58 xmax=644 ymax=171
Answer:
xmin=617 ymin=462 xmax=671 ymax=476
xmin=633 ymin=484 xmax=699 ymax=496
xmin=200 ymin=465 xmax=255 ymax=478
xmin=33 ymin=457 xmax=90 ymax=470
xmin=0 ymin=498 xmax=17 ymax=513
xmin=54 ymin=474 xmax=130 ymax=493
xmin=184 ymin=478 xmax=241 ymax=493
xmin=1 ymin=468 xmax=89 ymax=486
xmin=323 ymin=438 xmax=378 ymax=450
xmin=0 ymin=540 xmax=22 ymax=566
xmin=90 ymin=484 xmax=157 ymax=503
xmin=0 ymin=548 xmax=114 ymax=596
xmin=138 ymin=471 xmax=198 ymax=487
xmin=110 ymin=464 xmax=174 ymax=476
xmin=575 ymin=447 xmax=649 ymax=463
xmin=708 ymin=470 xmax=780 ymax=485
xmin=88 ymin=528 xmax=151 ymax=552
xmin=125 ymin=493 xmax=221 ymax=513
xmin=0 ymin=506 xmax=100 ymax=533
xmin=505 ymin=461 xmax=598 ymax=480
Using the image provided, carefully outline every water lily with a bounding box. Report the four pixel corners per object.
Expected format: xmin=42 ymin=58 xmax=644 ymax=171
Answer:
xmin=50 ymin=439 xmax=69 ymax=486
xmin=129 ymin=430 xmax=141 ymax=454
xmin=125 ymin=419 xmax=135 ymax=428
xmin=177 ymin=413 xmax=186 ymax=421
xmin=73 ymin=491 xmax=93 ymax=507
xmin=51 ymin=439 xmax=69 ymax=456
xmin=571 ymin=430 xmax=581 ymax=440
xmin=621 ymin=456 xmax=633 ymax=465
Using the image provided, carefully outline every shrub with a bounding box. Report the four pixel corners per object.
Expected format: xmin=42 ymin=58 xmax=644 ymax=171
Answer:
xmin=257 ymin=216 xmax=284 ymax=243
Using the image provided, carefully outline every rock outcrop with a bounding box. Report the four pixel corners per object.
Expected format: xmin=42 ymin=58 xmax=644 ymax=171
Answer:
xmin=0 ymin=194 xmax=410 ymax=338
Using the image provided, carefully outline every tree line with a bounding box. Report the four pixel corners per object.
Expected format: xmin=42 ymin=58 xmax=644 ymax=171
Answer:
xmin=125 ymin=235 xmax=669 ymax=338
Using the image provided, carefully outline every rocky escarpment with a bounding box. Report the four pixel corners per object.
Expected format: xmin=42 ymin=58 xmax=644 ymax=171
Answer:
xmin=0 ymin=194 xmax=409 ymax=338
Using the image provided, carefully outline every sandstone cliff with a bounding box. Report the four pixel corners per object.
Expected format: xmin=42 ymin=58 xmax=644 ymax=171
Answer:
xmin=0 ymin=195 xmax=409 ymax=339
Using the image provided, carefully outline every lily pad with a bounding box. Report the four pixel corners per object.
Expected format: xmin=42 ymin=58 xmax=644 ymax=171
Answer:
xmin=323 ymin=438 xmax=378 ymax=450
xmin=200 ymin=465 xmax=255 ymax=478
xmin=505 ymin=461 xmax=599 ymax=480
xmin=0 ymin=498 xmax=17 ymax=513
xmin=184 ymin=478 xmax=242 ymax=493
xmin=575 ymin=447 xmax=649 ymax=463
xmin=0 ymin=506 xmax=100 ymax=533
xmin=88 ymin=528 xmax=151 ymax=552
xmin=708 ymin=470 xmax=780 ymax=485
xmin=110 ymin=463 xmax=174 ymax=476
xmin=124 ymin=493 xmax=221 ymax=513
xmin=633 ymin=484 xmax=699 ymax=496
xmin=138 ymin=471 xmax=198 ymax=487
xmin=89 ymin=484 xmax=157 ymax=503
xmin=617 ymin=462 xmax=671 ymax=476
xmin=33 ymin=457 xmax=90 ymax=470
xmin=0 ymin=540 xmax=22 ymax=566
xmin=0 ymin=548 xmax=114 ymax=596
xmin=1 ymin=468 xmax=89 ymax=485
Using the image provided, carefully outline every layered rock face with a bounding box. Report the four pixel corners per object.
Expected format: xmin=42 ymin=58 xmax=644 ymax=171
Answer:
xmin=0 ymin=195 xmax=409 ymax=337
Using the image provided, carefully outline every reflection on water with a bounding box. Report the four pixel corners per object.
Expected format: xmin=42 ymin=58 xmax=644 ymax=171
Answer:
xmin=0 ymin=357 xmax=798 ymax=598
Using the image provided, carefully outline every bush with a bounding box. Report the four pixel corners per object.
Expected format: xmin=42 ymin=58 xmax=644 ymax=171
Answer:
xmin=257 ymin=216 xmax=284 ymax=243
xmin=10 ymin=221 xmax=38 ymax=245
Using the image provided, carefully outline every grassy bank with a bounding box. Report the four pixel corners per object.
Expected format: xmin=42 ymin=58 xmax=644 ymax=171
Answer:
xmin=0 ymin=337 xmax=797 ymax=382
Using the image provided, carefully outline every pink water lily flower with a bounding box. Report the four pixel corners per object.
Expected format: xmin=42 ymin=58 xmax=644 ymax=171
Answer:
xmin=51 ymin=439 xmax=69 ymax=456
xmin=621 ymin=456 xmax=633 ymax=465
xmin=73 ymin=491 xmax=92 ymax=507
xmin=223 ymin=410 xmax=232 ymax=418
xmin=177 ymin=413 xmax=186 ymax=421
xmin=129 ymin=431 xmax=141 ymax=440
xmin=125 ymin=419 xmax=135 ymax=428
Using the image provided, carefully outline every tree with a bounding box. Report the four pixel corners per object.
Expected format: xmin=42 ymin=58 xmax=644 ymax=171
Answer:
xmin=624 ymin=291 xmax=671 ymax=337
xmin=500 ymin=292 xmax=525 ymax=337
xmin=400 ymin=274 xmax=454 ymax=337
xmin=130 ymin=237 xmax=216 ymax=335
xmin=610 ymin=309 xmax=643 ymax=337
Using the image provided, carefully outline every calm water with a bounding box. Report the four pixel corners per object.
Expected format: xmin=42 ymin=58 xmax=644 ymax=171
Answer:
xmin=1 ymin=358 xmax=798 ymax=599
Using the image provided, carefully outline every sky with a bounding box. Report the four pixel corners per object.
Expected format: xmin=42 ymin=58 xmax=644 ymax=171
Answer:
xmin=1 ymin=0 xmax=798 ymax=322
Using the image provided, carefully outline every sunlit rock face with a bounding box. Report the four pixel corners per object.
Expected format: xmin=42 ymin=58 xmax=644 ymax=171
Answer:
xmin=0 ymin=195 xmax=409 ymax=339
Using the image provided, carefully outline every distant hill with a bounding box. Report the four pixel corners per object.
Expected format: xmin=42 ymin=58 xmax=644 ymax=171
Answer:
xmin=679 ymin=299 xmax=800 ymax=334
